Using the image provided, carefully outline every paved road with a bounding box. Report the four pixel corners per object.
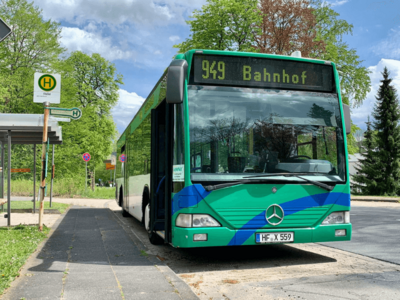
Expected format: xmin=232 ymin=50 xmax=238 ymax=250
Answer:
xmin=3 ymin=206 xmax=197 ymax=300
xmin=114 ymin=208 xmax=400 ymax=300
xmin=322 ymin=205 xmax=400 ymax=265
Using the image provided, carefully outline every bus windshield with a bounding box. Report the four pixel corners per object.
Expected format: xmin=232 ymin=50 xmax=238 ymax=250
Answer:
xmin=188 ymin=85 xmax=346 ymax=182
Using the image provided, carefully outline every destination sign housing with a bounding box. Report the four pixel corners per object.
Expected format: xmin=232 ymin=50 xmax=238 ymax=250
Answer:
xmin=192 ymin=54 xmax=334 ymax=92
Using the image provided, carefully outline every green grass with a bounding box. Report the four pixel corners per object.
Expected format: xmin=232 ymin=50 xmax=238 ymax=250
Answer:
xmin=0 ymin=225 xmax=50 ymax=295
xmin=1 ymin=201 xmax=70 ymax=214
xmin=3 ymin=179 xmax=115 ymax=199
xmin=75 ymin=187 xmax=115 ymax=199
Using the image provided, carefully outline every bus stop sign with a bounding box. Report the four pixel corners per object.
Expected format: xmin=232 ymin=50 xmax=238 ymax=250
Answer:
xmin=0 ymin=18 xmax=11 ymax=42
xmin=49 ymin=107 xmax=82 ymax=120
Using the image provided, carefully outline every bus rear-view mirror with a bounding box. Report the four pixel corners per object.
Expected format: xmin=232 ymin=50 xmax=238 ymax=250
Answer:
xmin=342 ymin=104 xmax=351 ymax=135
xmin=166 ymin=59 xmax=188 ymax=104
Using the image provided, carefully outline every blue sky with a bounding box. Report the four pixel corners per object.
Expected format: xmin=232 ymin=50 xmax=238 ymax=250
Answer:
xmin=33 ymin=0 xmax=400 ymax=132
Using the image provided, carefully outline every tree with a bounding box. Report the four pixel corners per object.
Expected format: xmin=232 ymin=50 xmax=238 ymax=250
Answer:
xmin=311 ymin=1 xmax=370 ymax=107
xmin=352 ymin=117 xmax=377 ymax=195
xmin=53 ymin=51 xmax=121 ymax=178
xmin=0 ymin=0 xmax=121 ymax=188
xmin=64 ymin=52 xmax=123 ymax=115
xmin=254 ymin=0 xmax=325 ymax=57
xmin=370 ymin=67 xmax=400 ymax=196
xmin=174 ymin=0 xmax=261 ymax=53
xmin=0 ymin=0 xmax=64 ymax=113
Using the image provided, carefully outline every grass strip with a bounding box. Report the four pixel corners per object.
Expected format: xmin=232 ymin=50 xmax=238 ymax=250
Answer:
xmin=4 ymin=179 xmax=115 ymax=199
xmin=0 ymin=225 xmax=50 ymax=295
xmin=1 ymin=201 xmax=70 ymax=214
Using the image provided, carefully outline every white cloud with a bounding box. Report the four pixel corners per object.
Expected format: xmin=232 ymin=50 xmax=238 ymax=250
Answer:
xmin=61 ymin=27 xmax=134 ymax=61
xmin=112 ymin=89 xmax=145 ymax=133
xmin=373 ymin=27 xmax=400 ymax=59
xmin=36 ymin=0 xmax=206 ymax=26
xmin=351 ymin=59 xmax=400 ymax=129
xmin=329 ymin=0 xmax=349 ymax=7
xmin=169 ymin=35 xmax=180 ymax=42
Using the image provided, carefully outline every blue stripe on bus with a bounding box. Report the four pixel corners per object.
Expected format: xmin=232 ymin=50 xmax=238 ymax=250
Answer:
xmin=171 ymin=184 xmax=210 ymax=215
xmin=227 ymin=192 xmax=350 ymax=246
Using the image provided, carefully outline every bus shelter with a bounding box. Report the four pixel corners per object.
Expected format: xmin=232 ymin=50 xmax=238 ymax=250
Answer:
xmin=0 ymin=114 xmax=63 ymax=226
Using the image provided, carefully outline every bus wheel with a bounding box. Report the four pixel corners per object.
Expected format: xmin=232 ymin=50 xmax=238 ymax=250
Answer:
xmin=122 ymin=208 xmax=130 ymax=218
xmin=144 ymin=204 xmax=163 ymax=245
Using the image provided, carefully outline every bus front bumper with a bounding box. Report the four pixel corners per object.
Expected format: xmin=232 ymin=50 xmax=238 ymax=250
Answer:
xmin=171 ymin=224 xmax=352 ymax=248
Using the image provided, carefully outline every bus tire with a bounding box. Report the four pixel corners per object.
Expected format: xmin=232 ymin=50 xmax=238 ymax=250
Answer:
xmin=144 ymin=204 xmax=163 ymax=245
xmin=119 ymin=187 xmax=130 ymax=217
xmin=119 ymin=186 xmax=123 ymax=207
xmin=122 ymin=208 xmax=130 ymax=218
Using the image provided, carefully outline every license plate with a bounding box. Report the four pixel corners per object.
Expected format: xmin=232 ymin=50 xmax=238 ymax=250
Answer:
xmin=256 ymin=232 xmax=294 ymax=243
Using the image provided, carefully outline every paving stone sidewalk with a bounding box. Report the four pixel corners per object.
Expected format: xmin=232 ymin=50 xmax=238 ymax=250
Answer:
xmin=2 ymin=206 xmax=197 ymax=300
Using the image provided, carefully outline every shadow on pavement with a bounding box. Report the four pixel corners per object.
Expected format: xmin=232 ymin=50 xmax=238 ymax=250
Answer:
xmin=3 ymin=207 xmax=198 ymax=300
xmin=115 ymin=211 xmax=337 ymax=275
xmin=29 ymin=207 xmax=154 ymax=273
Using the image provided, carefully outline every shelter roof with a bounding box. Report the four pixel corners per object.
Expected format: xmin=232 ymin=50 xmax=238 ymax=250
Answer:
xmin=0 ymin=114 xmax=64 ymax=144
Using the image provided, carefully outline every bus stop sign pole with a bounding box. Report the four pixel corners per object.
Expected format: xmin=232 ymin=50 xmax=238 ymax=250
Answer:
xmin=38 ymin=102 xmax=50 ymax=231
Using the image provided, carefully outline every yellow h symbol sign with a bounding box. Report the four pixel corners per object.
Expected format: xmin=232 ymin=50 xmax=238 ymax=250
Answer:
xmin=43 ymin=77 xmax=52 ymax=88
xmin=38 ymin=74 xmax=56 ymax=91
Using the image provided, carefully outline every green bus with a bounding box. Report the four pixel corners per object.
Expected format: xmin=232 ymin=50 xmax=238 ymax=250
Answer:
xmin=116 ymin=50 xmax=352 ymax=247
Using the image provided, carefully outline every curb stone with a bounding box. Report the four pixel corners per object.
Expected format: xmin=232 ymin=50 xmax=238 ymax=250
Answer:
xmin=351 ymin=196 xmax=400 ymax=203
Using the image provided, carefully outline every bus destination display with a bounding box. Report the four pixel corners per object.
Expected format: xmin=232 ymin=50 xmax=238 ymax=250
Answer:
xmin=193 ymin=54 xmax=334 ymax=92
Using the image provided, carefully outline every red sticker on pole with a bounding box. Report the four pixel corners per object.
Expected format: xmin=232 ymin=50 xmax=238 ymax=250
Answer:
xmin=82 ymin=153 xmax=91 ymax=162
xmin=119 ymin=154 xmax=126 ymax=163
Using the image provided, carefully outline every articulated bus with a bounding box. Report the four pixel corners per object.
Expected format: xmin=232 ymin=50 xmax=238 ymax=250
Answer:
xmin=116 ymin=50 xmax=352 ymax=247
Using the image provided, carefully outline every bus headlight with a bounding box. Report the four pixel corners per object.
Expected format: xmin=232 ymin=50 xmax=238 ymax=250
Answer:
xmin=193 ymin=214 xmax=220 ymax=227
xmin=322 ymin=211 xmax=350 ymax=225
xmin=176 ymin=214 xmax=221 ymax=228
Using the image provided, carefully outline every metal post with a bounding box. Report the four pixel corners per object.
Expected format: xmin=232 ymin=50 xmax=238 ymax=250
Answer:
xmin=33 ymin=144 xmax=36 ymax=213
xmin=1 ymin=141 xmax=4 ymax=199
xmin=113 ymin=153 xmax=116 ymax=187
xmin=39 ymin=102 xmax=50 ymax=231
xmin=7 ymin=130 xmax=11 ymax=227
xmin=50 ymin=144 xmax=54 ymax=207
xmin=85 ymin=160 xmax=87 ymax=193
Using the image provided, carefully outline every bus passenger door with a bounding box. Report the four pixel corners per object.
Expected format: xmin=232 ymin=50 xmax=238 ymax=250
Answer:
xmin=123 ymin=146 xmax=129 ymax=212
xmin=149 ymin=101 xmax=166 ymax=242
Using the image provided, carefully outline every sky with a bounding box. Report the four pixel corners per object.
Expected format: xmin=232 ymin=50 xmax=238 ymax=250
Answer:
xmin=32 ymin=0 xmax=400 ymax=133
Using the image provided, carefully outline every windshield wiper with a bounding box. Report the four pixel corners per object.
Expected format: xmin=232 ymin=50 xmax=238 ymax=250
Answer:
xmin=244 ymin=172 xmax=334 ymax=192
xmin=289 ymin=175 xmax=334 ymax=191
xmin=204 ymin=178 xmax=286 ymax=192
xmin=243 ymin=172 xmax=318 ymax=179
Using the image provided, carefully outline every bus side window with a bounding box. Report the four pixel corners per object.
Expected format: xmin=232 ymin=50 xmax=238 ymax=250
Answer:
xmin=195 ymin=154 xmax=201 ymax=172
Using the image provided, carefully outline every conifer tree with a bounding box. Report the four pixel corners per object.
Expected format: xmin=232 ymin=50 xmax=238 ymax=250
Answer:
xmin=371 ymin=67 xmax=400 ymax=195
xmin=352 ymin=116 xmax=378 ymax=195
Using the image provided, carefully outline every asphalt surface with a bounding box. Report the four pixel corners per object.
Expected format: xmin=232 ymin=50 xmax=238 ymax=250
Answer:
xmin=4 ymin=201 xmax=400 ymax=300
xmin=114 ymin=209 xmax=400 ymax=300
xmin=322 ymin=205 xmax=400 ymax=265
xmin=3 ymin=206 xmax=197 ymax=300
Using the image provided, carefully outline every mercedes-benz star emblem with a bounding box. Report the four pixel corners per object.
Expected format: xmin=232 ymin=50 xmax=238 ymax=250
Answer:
xmin=265 ymin=204 xmax=284 ymax=225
